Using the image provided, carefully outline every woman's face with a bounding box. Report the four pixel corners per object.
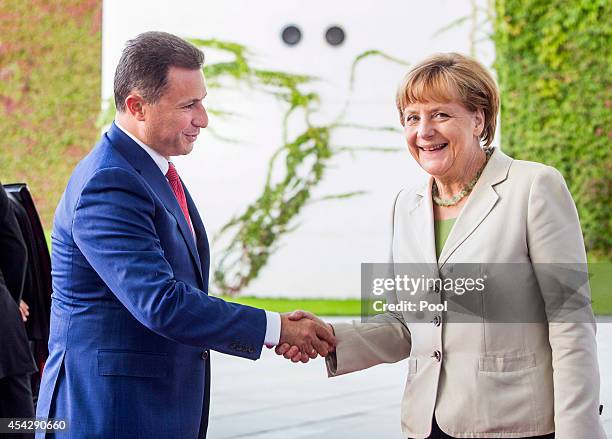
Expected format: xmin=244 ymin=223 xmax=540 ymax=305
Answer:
xmin=401 ymin=99 xmax=484 ymax=180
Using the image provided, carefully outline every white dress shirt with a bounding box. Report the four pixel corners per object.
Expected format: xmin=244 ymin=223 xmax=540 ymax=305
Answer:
xmin=114 ymin=121 xmax=281 ymax=347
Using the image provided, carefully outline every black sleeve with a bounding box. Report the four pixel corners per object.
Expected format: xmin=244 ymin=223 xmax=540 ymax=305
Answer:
xmin=0 ymin=183 xmax=28 ymax=304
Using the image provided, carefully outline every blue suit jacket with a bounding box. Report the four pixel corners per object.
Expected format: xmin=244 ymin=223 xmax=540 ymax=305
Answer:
xmin=36 ymin=123 xmax=267 ymax=438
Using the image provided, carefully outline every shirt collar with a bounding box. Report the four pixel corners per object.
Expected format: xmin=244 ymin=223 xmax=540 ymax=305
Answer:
xmin=114 ymin=121 xmax=170 ymax=175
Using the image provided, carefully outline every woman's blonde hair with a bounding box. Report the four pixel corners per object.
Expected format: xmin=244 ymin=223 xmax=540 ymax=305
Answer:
xmin=396 ymin=53 xmax=499 ymax=147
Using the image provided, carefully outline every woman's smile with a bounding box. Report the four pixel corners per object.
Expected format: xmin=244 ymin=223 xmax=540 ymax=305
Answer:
xmin=417 ymin=143 xmax=448 ymax=152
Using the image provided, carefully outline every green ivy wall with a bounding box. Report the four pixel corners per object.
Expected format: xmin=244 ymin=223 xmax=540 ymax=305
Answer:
xmin=0 ymin=0 xmax=102 ymax=227
xmin=494 ymin=0 xmax=611 ymax=259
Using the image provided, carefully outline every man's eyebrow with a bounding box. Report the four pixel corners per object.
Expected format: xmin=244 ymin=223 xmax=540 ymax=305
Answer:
xmin=178 ymin=95 xmax=206 ymax=106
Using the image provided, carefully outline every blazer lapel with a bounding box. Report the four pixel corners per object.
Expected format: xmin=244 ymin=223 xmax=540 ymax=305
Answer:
xmin=106 ymin=123 xmax=203 ymax=282
xmin=438 ymin=149 xmax=512 ymax=266
xmin=408 ymin=181 xmax=438 ymax=264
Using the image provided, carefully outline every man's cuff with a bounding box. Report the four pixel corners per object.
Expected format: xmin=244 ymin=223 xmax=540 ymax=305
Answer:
xmin=263 ymin=311 xmax=281 ymax=347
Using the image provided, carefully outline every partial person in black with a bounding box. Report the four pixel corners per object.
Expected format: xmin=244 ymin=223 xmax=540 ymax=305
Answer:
xmin=8 ymin=189 xmax=52 ymax=403
xmin=0 ymin=181 xmax=37 ymax=438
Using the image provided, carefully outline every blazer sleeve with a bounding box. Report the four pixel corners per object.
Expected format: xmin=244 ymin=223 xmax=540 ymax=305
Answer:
xmin=326 ymin=318 xmax=411 ymax=377
xmin=527 ymin=166 xmax=605 ymax=438
xmin=72 ymin=167 xmax=267 ymax=360
xmin=0 ymin=184 xmax=28 ymax=304
xmin=327 ymin=190 xmax=411 ymax=377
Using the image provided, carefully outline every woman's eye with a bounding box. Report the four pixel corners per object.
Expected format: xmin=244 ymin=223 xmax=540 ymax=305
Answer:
xmin=434 ymin=112 xmax=449 ymax=119
xmin=404 ymin=115 xmax=418 ymax=124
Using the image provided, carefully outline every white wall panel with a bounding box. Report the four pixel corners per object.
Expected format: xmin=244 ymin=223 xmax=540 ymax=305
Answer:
xmin=102 ymin=0 xmax=495 ymax=297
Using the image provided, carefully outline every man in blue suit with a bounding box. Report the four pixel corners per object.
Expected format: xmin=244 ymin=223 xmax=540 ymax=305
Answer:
xmin=36 ymin=31 xmax=335 ymax=439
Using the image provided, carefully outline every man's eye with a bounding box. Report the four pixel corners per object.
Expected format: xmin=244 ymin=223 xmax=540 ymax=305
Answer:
xmin=184 ymin=103 xmax=195 ymax=109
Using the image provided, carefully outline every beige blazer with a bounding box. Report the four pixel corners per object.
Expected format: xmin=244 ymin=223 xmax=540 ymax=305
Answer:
xmin=326 ymin=149 xmax=605 ymax=438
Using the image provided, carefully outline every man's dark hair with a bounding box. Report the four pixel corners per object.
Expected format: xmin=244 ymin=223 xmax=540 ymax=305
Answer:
xmin=113 ymin=31 xmax=204 ymax=112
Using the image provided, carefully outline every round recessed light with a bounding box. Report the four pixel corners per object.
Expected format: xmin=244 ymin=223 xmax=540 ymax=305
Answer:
xmin=281 ymin=25 xmax=302 ymax=46
xmin=325 ymin=26 xmax=345 ymax=46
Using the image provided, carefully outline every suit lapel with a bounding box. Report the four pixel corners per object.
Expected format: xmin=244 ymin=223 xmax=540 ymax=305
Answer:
xmin=438 ymin=149 xmax=512 ymax=266
xmin=409 ymin=181 xmax=438 ymax=264
xmin=105 ymin=123 xmax=203 ymax=283
xmin=184 ymin=186 xmax=209 ymax=289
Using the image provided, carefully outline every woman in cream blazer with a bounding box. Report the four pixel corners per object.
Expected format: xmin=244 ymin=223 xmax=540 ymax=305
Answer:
xmin=325 ymin=146 xmax=604 ymax=438
xmin=278 ymin=53 xmax=605 ymax=439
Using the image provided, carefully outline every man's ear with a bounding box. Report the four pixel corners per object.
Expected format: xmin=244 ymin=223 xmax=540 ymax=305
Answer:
xmin=124 ymin=94 xmax=147 ymax=121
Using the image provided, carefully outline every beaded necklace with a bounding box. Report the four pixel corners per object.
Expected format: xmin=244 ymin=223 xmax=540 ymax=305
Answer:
xmin=432 ymin=147 xmax=494 ymax=207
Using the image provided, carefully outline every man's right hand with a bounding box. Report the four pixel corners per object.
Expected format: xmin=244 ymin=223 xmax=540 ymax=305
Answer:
xmin=279 ymin=311 xmax=335 ymax=361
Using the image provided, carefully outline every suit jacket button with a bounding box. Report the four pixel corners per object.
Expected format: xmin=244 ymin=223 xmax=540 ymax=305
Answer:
xmin=432 ymin=350 xmax=442 ymax=362
xmin=201 ymin=350 xmax=209 ymax=360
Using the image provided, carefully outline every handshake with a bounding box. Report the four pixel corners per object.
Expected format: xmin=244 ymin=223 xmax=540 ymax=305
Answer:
xmin=273 ymin=311 xmax=335 ymax=363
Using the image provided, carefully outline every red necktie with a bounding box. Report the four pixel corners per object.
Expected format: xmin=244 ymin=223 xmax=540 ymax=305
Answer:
xmin=166 ymin=162 xmax=193 ymax=231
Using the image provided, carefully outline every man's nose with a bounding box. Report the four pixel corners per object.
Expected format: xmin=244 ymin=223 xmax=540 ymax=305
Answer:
xmin=194 ymin=104 xmax=208 ymax=128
